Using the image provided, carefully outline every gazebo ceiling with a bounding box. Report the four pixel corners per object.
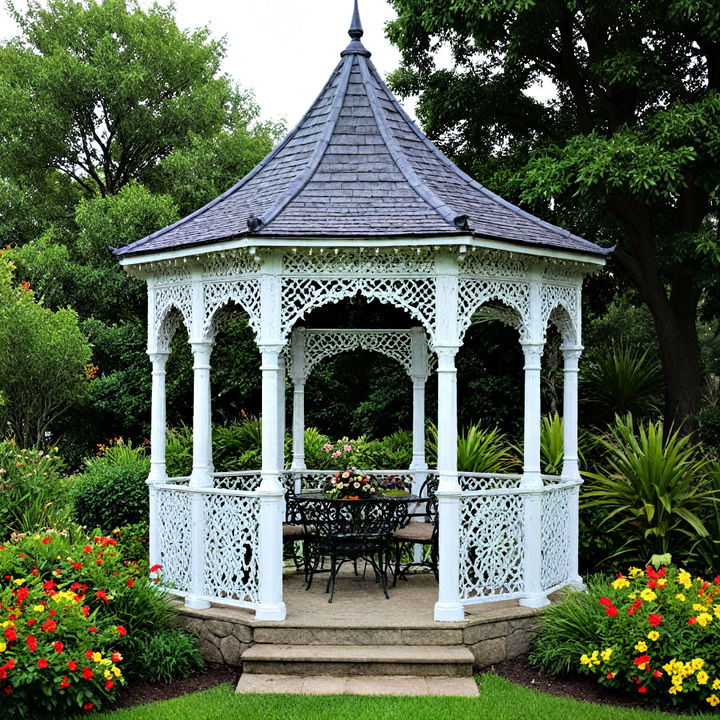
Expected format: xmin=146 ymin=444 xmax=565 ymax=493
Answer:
xmin=114 ymin=3 xmax=610 ymax=260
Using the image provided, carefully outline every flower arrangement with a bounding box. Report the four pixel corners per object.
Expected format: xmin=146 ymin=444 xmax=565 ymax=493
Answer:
xmin=323 ymin=468 xmax=379 ymax=500
xmin=578 ymin=564 xmax=720 ymax=708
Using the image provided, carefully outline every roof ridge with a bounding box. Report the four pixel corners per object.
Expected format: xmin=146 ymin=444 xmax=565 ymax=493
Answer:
xmin=358 ymin=56 xmax=459 ymax=230
xmin=367 ymin=63 xmax=610 ymax=254
xmin=114 ymin=59 xmax=348 ymax=256
xmin=258 ymin=55 xmax=355 ymax=231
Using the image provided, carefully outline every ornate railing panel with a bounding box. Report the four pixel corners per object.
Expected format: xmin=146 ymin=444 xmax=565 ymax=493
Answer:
xmin=156 ymin=486 xmax=192 ymax=595
xmin=212 ymin=472 xmax=263 ymax=491
xmin=541 ymin=483 xmax=574 ymax=591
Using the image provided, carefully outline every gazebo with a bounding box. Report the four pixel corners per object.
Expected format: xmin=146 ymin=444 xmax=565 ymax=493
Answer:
xmin=114 ymin=2 xmax=610 ymax=623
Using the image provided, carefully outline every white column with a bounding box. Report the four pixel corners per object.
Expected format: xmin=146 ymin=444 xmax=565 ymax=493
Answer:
xmin=255 ymin=251 xmax=287 ymax=621
xmin=433 ymin=255 xmax=463 ymax=623
xmin=291 ymin=378 xmax=306 ymax=472
xmin=562 ymin=344 xmax=584 ymax=587
xmin=277 ymin=356 xmax=287 ymax=471
xmin=186 ymin=340 xmax=214 ymax=610
xmin=147 ymin=351 xmax=169 ymax=575
xmin=410 ymin=376 xmax=428 ymax=472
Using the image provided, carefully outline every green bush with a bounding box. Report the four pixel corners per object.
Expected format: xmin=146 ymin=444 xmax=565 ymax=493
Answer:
xmin=533 ymin=565 xmax=720 ymax=709
xmin=697 ymin=406 xmax=720 ymax=452
xmin=166 ymin=425 xmax=193 ymax=477
xmin=427 ymin=422 xmax=518 ymax=473
xmin=123 ymin=628 xmax=204 ymax=683
xmin=70 ymin=464 xmax=149 ymax=531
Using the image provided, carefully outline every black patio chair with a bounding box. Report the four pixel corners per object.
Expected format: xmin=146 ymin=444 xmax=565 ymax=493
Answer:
xmin=295 ymin=496 xmax=408 ymax=603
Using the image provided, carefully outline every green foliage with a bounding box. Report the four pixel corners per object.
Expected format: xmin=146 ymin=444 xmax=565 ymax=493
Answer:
xmin=697 ymin=406 xmax=720 ymax=452
xmin=70 ymin=463 xmax=150 ymax=531
xmin=0 ymin=0 xmax=232 ymax=197
xmin=583 ymin=415 xmax=715 ymax=562
xmin=165 ymin=425 xmax=193 ymax=478
xmin=0 ymin=440 xmax=69 ymax=535
xmin=426 ymin=422 xmax=518 ymax=474
xmin=583 ymin=344 xmax=663 ymax=420
xmin=122 ymin=628 xmax=204 ymax=684
xmin=540 ymin=413 xmax=564 ymax=475
xmin=302 ymin=427 xmax=333 ymax=470
xmin=0 ymin=257 xmax=92 ymax=447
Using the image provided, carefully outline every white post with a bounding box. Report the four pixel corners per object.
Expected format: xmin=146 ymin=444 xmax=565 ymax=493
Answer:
xmin=520 ymin=269 xmax=550 ymax=608
xmin=409 ymin=328 xmax=429 ymax=478
xmin=562 ymin=343 xmax=584 ymax=587
xmin=433 ymin=255 xmax=464 ymax=623
xmin=186 ymin=339 xmax=214 ymax=610
xmin=278 ymin=355 xmax=287 ymax=472
xmin=256 ymin=251 xmax=287 ymax=622
xmin=147 ymin=351 xmax=169 ymax=574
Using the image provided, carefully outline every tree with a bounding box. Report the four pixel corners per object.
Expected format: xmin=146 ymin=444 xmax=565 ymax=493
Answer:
xmin=0 ymin=0 xmax=232 ymax=197
xmin=387 ymin=0 xmax=720 ymax=429
xmin=0 ymin=256 xmax=92 ymax=447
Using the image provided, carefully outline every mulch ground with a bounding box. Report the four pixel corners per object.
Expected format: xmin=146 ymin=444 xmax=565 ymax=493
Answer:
xmin=107 ymin=663 xmax=239 ymax=710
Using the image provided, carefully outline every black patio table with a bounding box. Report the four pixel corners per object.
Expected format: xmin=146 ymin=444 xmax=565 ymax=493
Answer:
xmin=292 ymin=494 xmax=413 ymax=602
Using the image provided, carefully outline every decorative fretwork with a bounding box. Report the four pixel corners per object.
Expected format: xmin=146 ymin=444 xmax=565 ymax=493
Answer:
xmin=156 ymin=309 xmax=184 ymax=353
xmin=156 ymin=488 xmax=192 ymax=595
xmin=280 ymin=276 xmax=437 ymax=342
xmin=202 ymin=492 xmax=261 ymax=606
xmin=469 ymin=304 xmax=525 ymax=337
xmin=457 ymin=278 xmax=530 ymax=341
xmin=301 ymin=329 xmax=414 ymax=376
xmin=150 ymin=262 xmax=192 ymax=284
xmin=458 ymin=474 xmax=523 ymax=492
xmin=541 ymin=283 xmax=580 ymax=344
xmin=155 ymin=285 xmax=193 ymax=337
xmin=200 ymin=250 xmax=259 ymax=279
xmin=203 ymin=279 xmax=262 ymax=339
xmin=541 ymin=485 xmax=573 ymax=590
xmin=459 ymin=492 xmax=525 ymax=601
xmin=282 ymin=247 xmax=437 ymax=276
xmin=460 ymin=249 xmax=532 ymax=280
xmin=212 ymin=473 xmax=263 ymax=491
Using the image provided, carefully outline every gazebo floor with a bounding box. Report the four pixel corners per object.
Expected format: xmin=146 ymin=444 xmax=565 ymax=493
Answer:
xmin=175 ymin=569 xmax=541 ymax=671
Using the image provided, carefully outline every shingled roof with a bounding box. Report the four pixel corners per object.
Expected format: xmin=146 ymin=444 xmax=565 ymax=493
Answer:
xmin=114 ymin=3 xmax=609 ymax=259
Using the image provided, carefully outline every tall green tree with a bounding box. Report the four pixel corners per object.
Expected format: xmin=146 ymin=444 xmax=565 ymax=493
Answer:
xmin=0 ymin=0 xmax=232 ymax=197
xmin=387 ymin=0 xmax=720 ymax=429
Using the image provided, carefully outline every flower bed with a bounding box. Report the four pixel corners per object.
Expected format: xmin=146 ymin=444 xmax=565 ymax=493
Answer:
xmin=0 ymin=531 xmax=168 ymax=716
xmin=577 ymin=565 xmax=720 ymax=709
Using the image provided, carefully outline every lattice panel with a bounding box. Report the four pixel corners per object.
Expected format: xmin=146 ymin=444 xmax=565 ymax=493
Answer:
xmin=541 ymin=284 xmax=580 ymax=344
xmin=541 ymin=486 xmax=573 ymax=590
xmin=302 ymin=330 xmax=414 ymax=376
xmin=458 ymin=278 xmax=530 ymax=340
xmin=459 ymin=474 xmax=523 ymax=491
xmin=213 ymin=474 xmax=263 ymax=491
xmin=470 ymin=305 xmax=524 ymax=336
xmin=155 ymin=285 xmax=193 ymax=336
xmin=461 ymin=249 xmax=532 ymax=279
xmin=283 ymin=248 xmax=437 ymax=276
xmin=280 ymin=276 xmax=436 ymax=342
xmin=459 ymin=493 xmax=525 ymax=600
xmin=202 ymin=492 xmax=261 ymax=605
xmin=156 ymin=489 xmax=192 ymax=594
xmin=203 ymin=279 xmax=262 ymax=338
xmin=150 ymin=262 xmax=192 ymax=283
xmin=156 ymin=309 xmax=183 ymax=353
xmin=200 ymin=250 xmax=258 ymax=278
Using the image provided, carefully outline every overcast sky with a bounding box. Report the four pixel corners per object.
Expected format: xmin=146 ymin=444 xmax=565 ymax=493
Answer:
xmin=0 ymin=0 xmax=414 ymax=126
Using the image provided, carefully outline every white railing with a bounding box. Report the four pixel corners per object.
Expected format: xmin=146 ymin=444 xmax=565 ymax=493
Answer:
xmin=458 ymin=473 xmax=581 ymax=604
xmin=282 ymin=468 xmax=425 ymax=494
xmin=154 ymin=474 xmax=263 ymax=609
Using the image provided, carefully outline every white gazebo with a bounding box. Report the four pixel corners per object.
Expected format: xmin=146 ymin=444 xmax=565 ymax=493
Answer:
xmin=115 ymin=3 xmax=609 ymax=623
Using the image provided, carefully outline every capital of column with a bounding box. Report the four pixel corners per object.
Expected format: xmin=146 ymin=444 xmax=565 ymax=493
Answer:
xmin=190 ymin=341 xmax=213 ymax=366
xmin=521 ymin=341 xmax=544 ymax=369
xmin=435 ymin=346 xmax=459 ymax=372
xmin=411 ymin=374 xmax=429 ymax=385
xmin=561 ymin=344 xmax=583 ymax=369
xmin=148 ymin=351 xmax=169 ymax=369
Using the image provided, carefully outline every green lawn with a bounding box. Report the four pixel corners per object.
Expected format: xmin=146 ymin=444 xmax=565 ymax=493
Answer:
xmin=85 ymin=675 xmax=700 ymax=720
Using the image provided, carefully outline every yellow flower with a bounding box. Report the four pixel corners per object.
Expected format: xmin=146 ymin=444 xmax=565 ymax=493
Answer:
xmin=629 ymin=567 xmax=645 ymax=578
xmin=712 ymin=679 xmax=720 ymax=691
xmin=112 ymin=666 xmax=122 ymax=678
xmin=628 ymin=593 xmax=637 ymax=600
xmin=707 ymin=695 xmax=720 ymax=707
xmin=104 ymin=669 xmax=112 ymax=680
xmin=634 ymin=641 xmax=648 ymax=652
xmin=12 ymin=578 xmax=25 ymax=586
xmin=601 ymin=648 xmax=613 ymax=662
xmin=697 ymin=613 xmax=713 ymax=627
xmin=32 ymin=605 xmax=44 ymax=613
xmin=693 ymin=603 xmax=707 ymax=612
xmin=92 ymin=652 xmax=102 ymax=663
xmin=657 ymin=578 xmax=667 ymax=587
xmin=611 ymin=577 xmax=630 ymax=590
xmin=676 ymin=593 xmax=686 ymax=602
xmin=713 ymin=606 xmax=720 ymax=619
xmin=669 ymin=685 xmax=683 ymax=695
xmin=672 ymin=675 xmax=684 ymax=687
xmin=0 ymin=642 xmax=6 ymax=653
xmin=640 ymin=588 xmax=657 ymax=602
xmin=698 ymin=671 xmax=710 ymax=685
xmin=692 ymin=658 xmax=706 ymax=671
xmin=647 ymin=631 xmax=660 ymax=641
xmin=677 ymin=569 xmax=692 ymax=589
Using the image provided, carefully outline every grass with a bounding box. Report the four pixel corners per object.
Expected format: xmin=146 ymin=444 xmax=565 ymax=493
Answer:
xmin=84 ymin=675 xmax=700 ymax=720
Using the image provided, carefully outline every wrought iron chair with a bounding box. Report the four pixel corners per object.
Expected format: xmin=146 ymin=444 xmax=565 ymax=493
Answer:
xmin=295 ymin=496 xmax=408 ymax=603
xmin=283 ymin=487 xmax=312 ymax=574
xmin=391 ymin=477 xmax=439 ymax=584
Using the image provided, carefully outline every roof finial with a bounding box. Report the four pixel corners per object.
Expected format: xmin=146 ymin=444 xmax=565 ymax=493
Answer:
xmin=349 ymin=0 xmax=363 ymax=40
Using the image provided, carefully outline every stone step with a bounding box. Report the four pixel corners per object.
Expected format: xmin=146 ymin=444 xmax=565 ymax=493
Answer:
xmin=236 ymin=673 xmax=480 ymax=696
xmin=252 ymin=625 xmax=464 ymax=646
xmin=241 ymin=644 xmax=474 ymax=677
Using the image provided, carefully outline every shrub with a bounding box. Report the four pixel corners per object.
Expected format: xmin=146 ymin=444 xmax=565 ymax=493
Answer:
xmin=697 ymin=406 xmax=720 ymax=453
xmin=0 ymin=440 xmax=69 ymax=536
xmin=583 ymin=414 xmax=715 ymax=563
xmin=427 ymin=422 xmax=518 ymax=473
xmin=122 ymin=628 xmax=204 ymax=683
xmin=540 ymin=413 xmax=564 ymax=475
xmin=165 ymin=425 xmax=193 ymax=477
xmin=532 ymin=565 xmax=720 ymax=709
xmin=302 ymin=427 xmax=333 ymax=469
xmin=70 ymin=465 xmax=149 ymax=531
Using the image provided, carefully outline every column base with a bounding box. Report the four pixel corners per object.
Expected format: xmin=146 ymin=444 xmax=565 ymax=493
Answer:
xmin=519 ymin=593 xmax=551 ymax=609
xmin=567 ymin=576 xmax=586 ymax=591
xmin=255 ymin=602 xmax=287 ymax=622
xmin=185 ymin=595 xmax=211 ymax=610
xmin=434 ymin=601 xmax=464 ymax=622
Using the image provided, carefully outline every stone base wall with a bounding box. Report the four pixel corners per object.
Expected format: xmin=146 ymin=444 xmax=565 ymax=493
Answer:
xmin=462 ymin=616 xmax=539 ymax=668
xmin=174 ymin=612 xmax=253 ymax=666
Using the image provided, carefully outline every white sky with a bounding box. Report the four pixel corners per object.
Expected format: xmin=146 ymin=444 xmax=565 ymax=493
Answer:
xmin=0 ymin=0 xmax=414 ymax=126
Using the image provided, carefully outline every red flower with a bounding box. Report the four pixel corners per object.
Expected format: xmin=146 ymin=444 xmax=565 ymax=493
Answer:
xmin=81 ymin=606 xmax=90 ymax=617
xmin=714 ymin=575 xmax=720 ymax=585
xmin=41 ymin=619 xmax=57 ymax=633
xmin=71 ymin=562 xmax=83 ymax=570
xmin=81 ymin=667 xmax=93 ymax=681
xmin=83 ymin=703 xmax=93 ymax=710
xmin=82 ymin=545 xmax=92 ymax=554
xmin=53 ymin=641 xmax=64 ymax=653
xmin=149 ymin=564 xmax=162 ymax=573
xmin=648 ymin=614 xmax=662 ymax=627
xmin=127 ymin=578 xmax=134 ymax=588
xmin=85 ymin=650 xmax=94 ymax=660
xmin=111 ymin=652 xmax=122 ymax=663
xmin=88 ymin=627 xmax=98 ymax=633
xmin=15 ymin=587 xmax=28 ymax=604
xmin=605 ymin=605 xmax=618 ymax=617
xmin=638 ymin=686 xmax=647 ymax=693
xmin=105 ymin=680 xmax=114 ymax=690
xmin=67 ymin=661 xmax=78 ymax=671
xmin=59 ymin=675 xmax=70 ymax=689
xmin=3 ymin=686 xmax=11 ymax=695
xmin=688 ymin=616 xmax=698 ymax=624
xmin=94 ymin=590 xmax=108 ymax=604
xmin=26 ymin=619 xmax=36 ymax=627
xmin=653 ymin=670 xmax=663 ymax=678
xmin=26 ymin=635 xmax=37 ymax=652
xmin=634 ymin=654 xmax=651 ymax=666
xmin=37 ymin=658 xmax=48 ymax=669
xmin=598 ymin=597 xmax=613 ymax=606
xmin=116 ymin=625 xmax=127 ymax=636
xmin=4 ymin=628 xmax=16 ymax=642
